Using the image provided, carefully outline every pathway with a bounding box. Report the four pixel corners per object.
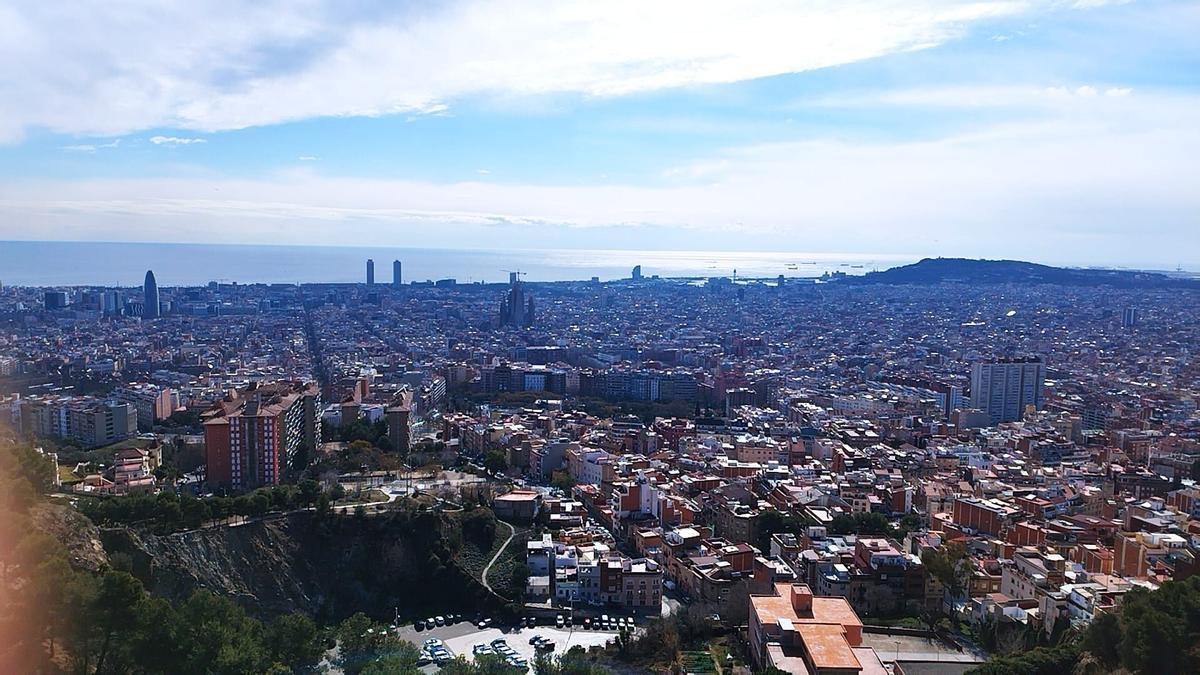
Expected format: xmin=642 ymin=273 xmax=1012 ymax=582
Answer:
xmin=481 ymin=520 xmax=517 ymax=593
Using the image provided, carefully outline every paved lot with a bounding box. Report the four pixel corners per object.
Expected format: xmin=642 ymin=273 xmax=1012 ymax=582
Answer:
xmin=398 ymin=621 xmax=620 ymax=672
xmin=860 ymin=633 xmax=985 ymax=664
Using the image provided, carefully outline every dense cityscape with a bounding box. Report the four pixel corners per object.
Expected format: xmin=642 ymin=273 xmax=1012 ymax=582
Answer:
xmin=4 ymin=1 xmax=1198 ymax=673
xmin=3 ymin=257 xmax=1199 ymax=674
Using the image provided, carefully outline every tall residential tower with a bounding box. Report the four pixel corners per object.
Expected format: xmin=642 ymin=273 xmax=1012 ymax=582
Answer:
xmin=970 ymin=356 xmax=1046 ymax=424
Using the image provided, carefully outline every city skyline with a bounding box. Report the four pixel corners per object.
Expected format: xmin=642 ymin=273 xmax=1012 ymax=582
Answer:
xmin=1 ymin=1 xmax=1197 ymax=265
xmin=4 ymin=4 xmax=1199 ymax=673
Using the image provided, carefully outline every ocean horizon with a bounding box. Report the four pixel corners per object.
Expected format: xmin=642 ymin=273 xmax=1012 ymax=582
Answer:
xmin=0 ymin=240 xmax=919 ymax=287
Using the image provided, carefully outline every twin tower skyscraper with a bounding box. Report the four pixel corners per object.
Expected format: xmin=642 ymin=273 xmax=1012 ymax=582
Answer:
xmin=365 ymin=259 xmax=402 ymax=286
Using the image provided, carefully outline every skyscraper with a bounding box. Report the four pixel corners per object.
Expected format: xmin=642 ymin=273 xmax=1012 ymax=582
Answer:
xmin=970 ymin=356 xmax=1046 ymax=424
xmin=1122 ymin=307 xmax=1139 ymax=328
xmin=102 ymin=290 xmax=122 ymax=316
xmin=43 ymin=291 xmax=68 ymax=310
xmin=393 ymin=259 xmax=402 ymax=287
xmin=143 ymin=270 xmax=160 ymax=319
xmin=366 ymin=259 xmax=375 ymax=285
xmin=632 ymin=265 xmax=643 ymax=280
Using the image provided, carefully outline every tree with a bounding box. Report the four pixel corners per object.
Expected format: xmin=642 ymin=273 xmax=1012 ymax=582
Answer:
xmin=358 ymin=640 xmax=420 ymax=674
xmin=462 ymin=507 xmax=498 ymax=545
xmin=337 ymin=612 xmax=412 ymax=674
xmin=131 ymin=596 xmax=187 ymax=672
xmin=484 ymin=449 xmax=508 ymax=474
xmin=755 ymin=508 xmax=800 ymax=552
xmin=921 ymin=542 xmax=974 ymax=599
xmin=535 ymin=647 xmax=611 ymax=675
xmin=896 ymin=513 xmax=924 ymax=538
xmin=829 ymin=511 xmax=895 ymax=536
xmin=510 ymin=563 xmax=532 ymax=595
xmin=266 ymin=612 xmax=323 ymax=671
xmin=80 ymin=570 xmax=147 ymax=674
xmin=176 ymin=590 xmax=269 ymax=674
xmin=1081 ymin=611 xmax=1120 ymax=669
xmin=298 ymin=478 xmax=322 ymax=505
xmin=550 ymin=471 xmax=576 ymax=492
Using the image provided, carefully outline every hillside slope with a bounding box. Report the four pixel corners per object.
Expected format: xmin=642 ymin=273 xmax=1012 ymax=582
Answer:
xmin=841 ymin=257 xmax=1196 ymax=288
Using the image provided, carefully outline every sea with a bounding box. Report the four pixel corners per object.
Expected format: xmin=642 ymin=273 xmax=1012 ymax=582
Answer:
xmin=0 ymin=241 xmax=915 ymax=287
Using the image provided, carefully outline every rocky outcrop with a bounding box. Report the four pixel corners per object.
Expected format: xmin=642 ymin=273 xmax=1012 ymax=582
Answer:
xmin=32 ymin=501 xmax=108 ymax=573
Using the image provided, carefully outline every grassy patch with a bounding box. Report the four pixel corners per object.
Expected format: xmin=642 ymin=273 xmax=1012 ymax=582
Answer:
xmin=483 ymin=528 xmax=529 ymax=600
xmin=869 ymin=616 xmax=927 ymax=629
xmin=453 ymin=517 xmax=509 ymax=580
xmin=58 ymin=464 xmax=82 ymax=484
xmin=706 ymin=636 xmax=746 ymax=674
xmin=358 ymin=489 xmax=391 ymax=503
xmin=93 ymin=437 xmax=155 ymax=454
xmin=679 ymin=650 xmax=717 ymax=674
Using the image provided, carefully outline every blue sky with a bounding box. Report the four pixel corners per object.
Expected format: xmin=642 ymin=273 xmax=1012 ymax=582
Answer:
xmin=0 ymin=0 xmax=1197 ymax=266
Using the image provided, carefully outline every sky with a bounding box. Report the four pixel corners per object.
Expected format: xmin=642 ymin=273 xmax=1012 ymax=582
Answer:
xmin=0 ymin=0 xmax=1197 ymax=267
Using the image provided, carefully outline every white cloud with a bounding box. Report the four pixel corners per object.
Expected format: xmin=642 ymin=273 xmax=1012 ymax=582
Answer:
xmin=809 ymin=83 xmax=1144 ymax=109
xmin=5 ymin=89 xmax=1197 ymax=265
xmin=61 ymin=139 xmax=121 ymax=153
xmin=0 ymin=0 xmax=1079 ymax=141
xmin=297 ymin=155 xmax=318 ymax=161
xmin=149 ymin=135 xmax=207 ymax=146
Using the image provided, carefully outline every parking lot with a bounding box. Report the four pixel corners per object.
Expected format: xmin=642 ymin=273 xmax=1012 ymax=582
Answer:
xmin=398 ymin=619 xmax=624 ymax=672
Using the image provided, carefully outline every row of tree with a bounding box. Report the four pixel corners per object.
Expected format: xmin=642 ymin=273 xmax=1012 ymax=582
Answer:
xmin=755 ymin=508 xmax=924 ymax=554
xmin=78 ymin=480 xmax=342 ymax=533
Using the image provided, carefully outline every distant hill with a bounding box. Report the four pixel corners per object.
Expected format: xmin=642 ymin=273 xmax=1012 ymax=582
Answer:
xmin=840 ymin=257 xmax=1197 ymax=288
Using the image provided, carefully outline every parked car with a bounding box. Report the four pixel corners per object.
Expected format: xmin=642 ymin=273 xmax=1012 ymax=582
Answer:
xmin=414 ymin=620 xmax=425 ymax=631
xmin=435 ymin=615 xmax=446 ymax=626
xmin=555 ymin=614 xmax=565 ymax=628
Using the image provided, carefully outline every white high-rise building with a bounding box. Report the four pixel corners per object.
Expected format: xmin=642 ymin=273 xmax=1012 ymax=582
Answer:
xmin=970 ymin=356 xmax=1046 ymax=424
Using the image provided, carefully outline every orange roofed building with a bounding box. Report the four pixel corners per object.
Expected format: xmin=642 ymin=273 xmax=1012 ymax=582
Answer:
xmin=749 ymin=582 xmax=888 ymax=675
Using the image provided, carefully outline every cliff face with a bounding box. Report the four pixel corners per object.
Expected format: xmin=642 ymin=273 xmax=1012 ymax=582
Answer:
xmin=101 ymin=511 xmax=496 ymax=623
